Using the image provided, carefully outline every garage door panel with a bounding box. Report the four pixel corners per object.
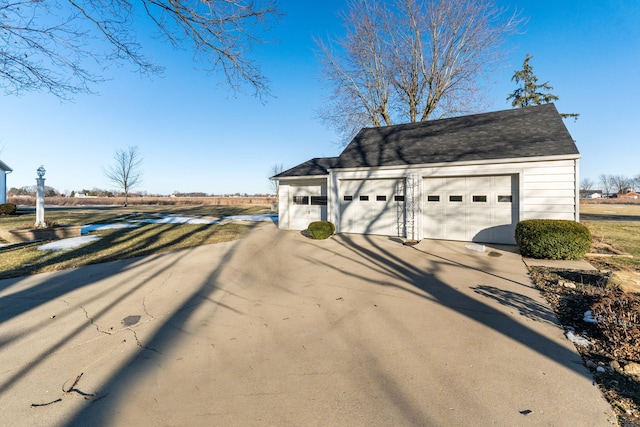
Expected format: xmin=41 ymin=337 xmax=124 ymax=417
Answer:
xmin=445 ymin=205 xmax=466 ymax=222
xmin=424 ymin=178 xmax=445 ymax=192
xmin=423 ymin=175 xmax=518 ymax=244
xmin=444 ymin=223 xmax=466 ymax=241
xmin=493 ymin=209 xmax=513 ymax=223
xmin=472 ymin=227 xmax=493 ymax=242
xmin=469 ymin=176 xmax=492 ymax=189
xmin=492 ymin=175 xmax=512 ymax=187
xmin=467 ymin=208 xmax=491 ymax=223
xmin=340 ymin=179 xmax=405 ymax=236
xmin=424 ymin=223 xmax=442 ymax=239
xmin=341 ymin=180 xmax=360 ymax=193
xmin=445 ymin=177 xmax=467 ymax=191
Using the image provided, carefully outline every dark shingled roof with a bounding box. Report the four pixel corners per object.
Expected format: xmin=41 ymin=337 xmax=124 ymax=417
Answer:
xmin=276 ymin=104 xmax=578 ymax=178
xmin=273 ymin=157 xmax=339 ymax=178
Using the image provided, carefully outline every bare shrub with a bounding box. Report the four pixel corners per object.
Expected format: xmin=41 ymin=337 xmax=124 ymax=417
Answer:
xmin=591 ymin=292 xmax=640 ymax=361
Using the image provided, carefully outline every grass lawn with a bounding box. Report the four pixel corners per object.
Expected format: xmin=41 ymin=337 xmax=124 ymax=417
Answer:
xmin=580 ymin=203 xmax=640 ymax=292
xmin=580 ymin=202 xmax=640 ymax=219
xmin=0 ymin=205 xmax=272 ymax=280
xmin=584 ymin=220 xmax=640 ymax=270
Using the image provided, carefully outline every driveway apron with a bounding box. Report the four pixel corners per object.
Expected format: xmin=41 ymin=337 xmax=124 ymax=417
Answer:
xmin=0 ymin=223 xmax=615 ymax=426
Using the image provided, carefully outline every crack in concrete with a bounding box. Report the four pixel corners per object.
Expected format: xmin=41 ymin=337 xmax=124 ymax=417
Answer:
xmin=62 ymin=300 xmax=112 ymax=336
xmin=140 ymin=272 xmax=171 ymax=319
xmin=129 ymin=328 xmax=161 ymax=354
xmin=142 ymin=295 xmax=156 ymax=320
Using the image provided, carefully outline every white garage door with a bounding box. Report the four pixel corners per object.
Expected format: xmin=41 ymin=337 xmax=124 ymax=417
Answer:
xmin=422 ymin=175 xmax=518 ymax=244
xmin=339 ymin=179 xmax=405 ymax=236
xmin=289 ymin=183 xmax=327 ymax=230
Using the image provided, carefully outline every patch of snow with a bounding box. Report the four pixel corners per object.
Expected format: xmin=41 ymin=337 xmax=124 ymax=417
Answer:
xmin=223 ymin=214 xmax=278 ymax=222
xmin=129 ymin=214 xmax=278 ymax=224
xmin=130 ymin=216 xmax=220 ymax=225
xmin=38 ymin=235 xmax=100 ymax=251
xmin=583 ymin=310 xmax=598 ymax=324
xmin=37 ymin=214 xmax=280 ymax=252
xmin=81 ymin=223 xmax=139 ymax=234
xmin=565 ymin=328 xmax=592 ymax=347
xmin=465 ymin=244 xmax=486 ymax=252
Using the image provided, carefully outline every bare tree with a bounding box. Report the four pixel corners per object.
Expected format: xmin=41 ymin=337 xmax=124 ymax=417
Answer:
xmin=104 ymin=146 xmax=143 ymax=207
xmin=580 ymin=178 xmax=594 ymax=191
xmin=610 ymin=174 xmax=633 ymax=194
xmin=634 ymin=174 xmax=640 ymax=191
xmin=0 ymin=0 xmax=280 ymax=99
xmin=269 ymin=163 xmax=284 ymax=194
xmin=599 ymin=174 xmax=613 ymax=197
xmin=316 ymin=0 xmax=524 ymax=143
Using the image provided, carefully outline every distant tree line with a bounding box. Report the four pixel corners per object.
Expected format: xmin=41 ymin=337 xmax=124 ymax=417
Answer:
xmin=580 ymin=174 xmax=640 ymax=196
xmin=9 ymin=186 xmax=148 ymax=198
xmin=172 ymin=192 xmax=275 ymax=198
xmin=8 ymin=186 xmax=274 ymax=198
xmin=9 ymin=186 xmax=61 ymax=197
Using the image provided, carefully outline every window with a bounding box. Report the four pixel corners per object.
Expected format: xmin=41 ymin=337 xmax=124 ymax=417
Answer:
xmin=376 ymin=195 xmax=387 ymax=201
xmin=293 ymin=196 xmax=309 ymax=205
xmin=472 ymin=195 xmax=487 ymax=203
xmin=311 ymin=196 xmax=327 ymax=205
xmin=359 ymin=195 xmax=369 ymax=201
xmin=449 ymin=195 xmax=463 ymax=202
xmin=343 ymin=195 xmax=353 ymax=201
xmin=427 ymin=195 xmax=440 ymax=202
xmin=394 ymin=195 xmax=405 ymax=202
xmin=498 ymin=195 xmax=513 ymax=203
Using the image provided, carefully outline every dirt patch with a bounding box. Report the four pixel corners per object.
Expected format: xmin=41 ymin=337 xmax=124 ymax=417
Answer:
xmin=529 ymin=267 xmax=640 ymax=427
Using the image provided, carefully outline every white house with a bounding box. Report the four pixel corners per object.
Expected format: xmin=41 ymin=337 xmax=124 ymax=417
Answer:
xmin=0 ymin=159 xmax=12 ymax=204
xmin=272 ymin=104 xmax=580 ymax=245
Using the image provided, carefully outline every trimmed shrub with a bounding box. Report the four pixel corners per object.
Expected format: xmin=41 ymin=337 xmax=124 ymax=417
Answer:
xmin=0 ymin=203 xmax=17 ymax=215
xmin=307 ymin=221 xmax=335 ymax=240
xmin=515 ymin=219 xmax=592 ymax=260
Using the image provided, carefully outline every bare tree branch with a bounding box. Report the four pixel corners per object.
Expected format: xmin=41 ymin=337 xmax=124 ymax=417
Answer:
xmin=599 ymin=174 xmax=614 ymax=197
xmin=269 ymin=163 xmax=283 ymax=193
xmin=580 ymin=178 xmax=594 ymax=192
xmin=316 ymin=0 xmax=523 ymax=144
xmin=0 ymin=0 xmax=281 ymax=98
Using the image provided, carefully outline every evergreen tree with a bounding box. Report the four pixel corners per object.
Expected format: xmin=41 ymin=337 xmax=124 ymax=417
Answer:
xmin=507 ymin=54 xmax=579 ymax=121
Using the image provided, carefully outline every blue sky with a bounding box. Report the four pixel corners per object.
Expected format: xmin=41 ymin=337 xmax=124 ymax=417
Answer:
xmin=1 ymin=0 xmax=638 ymax=195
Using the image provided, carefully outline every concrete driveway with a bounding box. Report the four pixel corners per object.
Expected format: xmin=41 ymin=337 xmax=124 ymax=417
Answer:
xmin=0 ymin=223 xmax=615 ymax=426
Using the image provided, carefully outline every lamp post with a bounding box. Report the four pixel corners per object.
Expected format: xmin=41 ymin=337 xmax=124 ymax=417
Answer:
xmin=35 ymin=165 xmax=46 ymax=228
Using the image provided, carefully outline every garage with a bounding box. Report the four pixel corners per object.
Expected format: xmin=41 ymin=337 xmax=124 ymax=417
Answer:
xmin=274 ymin=105 xmax=579 ymax=244
xmin=422 ymin=175 xmax=518 ymax=244
xmin=339 ymin=179 xmax=405 ymax=236
xmin=288 ymin=181 xmax=327 ymax=230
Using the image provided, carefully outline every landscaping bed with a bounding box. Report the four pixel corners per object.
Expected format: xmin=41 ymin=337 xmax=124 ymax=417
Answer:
xmin=529 ymin=267 xmax=640 ymax=427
